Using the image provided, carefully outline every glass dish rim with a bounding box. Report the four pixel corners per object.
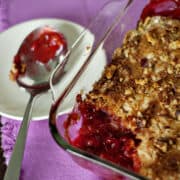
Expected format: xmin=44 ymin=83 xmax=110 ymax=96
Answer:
xmin=48 ymin=0 xmax=148 ymax=180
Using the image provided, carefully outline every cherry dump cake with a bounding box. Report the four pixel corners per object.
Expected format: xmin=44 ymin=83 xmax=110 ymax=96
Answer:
xmin=64 ymin=9 xmax=180 ymax=180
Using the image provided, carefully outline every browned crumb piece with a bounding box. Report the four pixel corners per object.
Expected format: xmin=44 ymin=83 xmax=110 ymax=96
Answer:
xmin=86 ymin=46 xmax=91 ymax=51
xmin=9 ymin=62 xmax=26 ymax=81
xmin=85 ymin=16 xmax=180 ymax=180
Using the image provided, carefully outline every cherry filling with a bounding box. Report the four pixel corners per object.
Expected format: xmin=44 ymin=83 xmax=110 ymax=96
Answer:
xmin=64 ymin=95 xmax=141 ymax=172
xmin=13 ymin=27 xmax=67 ymax=79
xmin=141 ymin=0 xmax=180 ymax=20
xmin=64 ymin=0 xmax=180 ymax=174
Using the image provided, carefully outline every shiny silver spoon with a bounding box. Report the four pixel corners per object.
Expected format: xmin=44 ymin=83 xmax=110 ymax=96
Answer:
xmin=4 ymin=26 xmax=68 ymax=180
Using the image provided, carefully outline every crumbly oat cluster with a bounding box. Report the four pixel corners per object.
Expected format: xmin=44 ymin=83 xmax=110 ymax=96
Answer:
xmin=85 ymin=16 xmax=180 ymax=179
xmin=9 ymin=62 xmax=26 ymax=81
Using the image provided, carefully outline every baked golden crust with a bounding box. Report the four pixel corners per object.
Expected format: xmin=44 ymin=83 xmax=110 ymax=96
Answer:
xmin=85 ymin=16 xmax=180 ymax=179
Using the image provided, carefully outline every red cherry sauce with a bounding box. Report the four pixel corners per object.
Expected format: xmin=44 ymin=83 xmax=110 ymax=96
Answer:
xmin=141 ymin=0 xmax=180 ymax=20
xmin=64 ymin=0 xmax=180 ymax=175
xmin=64 ymin=95 xmax=141 ymax=172
xmin=13 ymin=27 xmax=67 ymax=79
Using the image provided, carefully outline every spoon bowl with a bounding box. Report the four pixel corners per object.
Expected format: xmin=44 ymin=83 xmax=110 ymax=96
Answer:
xmin=13 ymin=26 xmax=67 ymax=89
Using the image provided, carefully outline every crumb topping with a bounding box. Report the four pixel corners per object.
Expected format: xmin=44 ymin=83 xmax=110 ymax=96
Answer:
xmin=85 ymin=16 xmax=180 ymax=179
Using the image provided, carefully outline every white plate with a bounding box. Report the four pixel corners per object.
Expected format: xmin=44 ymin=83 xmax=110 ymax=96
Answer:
xmin=0 ymin=18 xmax=107 ymax=120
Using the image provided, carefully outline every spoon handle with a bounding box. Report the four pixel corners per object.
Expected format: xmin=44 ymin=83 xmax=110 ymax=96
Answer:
xmin=4 ymin=94 xmax=36 ymax=180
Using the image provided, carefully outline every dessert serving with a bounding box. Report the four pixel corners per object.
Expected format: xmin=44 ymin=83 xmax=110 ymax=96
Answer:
xmin=64 ymin=0 xmax=180 ymax=179
xmin=9 ymin=26 xmax=67 ymax=81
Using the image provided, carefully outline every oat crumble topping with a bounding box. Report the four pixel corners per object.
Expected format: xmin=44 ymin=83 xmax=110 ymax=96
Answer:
xmin=85 ymin=16 xmax=180 ymax=179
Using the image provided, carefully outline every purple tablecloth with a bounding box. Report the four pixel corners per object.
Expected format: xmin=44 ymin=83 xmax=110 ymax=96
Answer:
xmin=0 ymin=0 xmax=110 ymax=179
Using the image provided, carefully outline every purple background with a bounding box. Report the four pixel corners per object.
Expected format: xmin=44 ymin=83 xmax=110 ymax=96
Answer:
xmin=8 ymin=0 xmax=109 ymax=27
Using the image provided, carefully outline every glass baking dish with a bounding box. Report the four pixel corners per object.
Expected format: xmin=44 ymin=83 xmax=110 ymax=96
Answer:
xmin=49 ymin=0 xmax=149 ymax=179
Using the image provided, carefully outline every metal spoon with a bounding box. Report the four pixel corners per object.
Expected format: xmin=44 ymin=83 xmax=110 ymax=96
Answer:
xmin=4 ymin=26 xmax=68 ymax=180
